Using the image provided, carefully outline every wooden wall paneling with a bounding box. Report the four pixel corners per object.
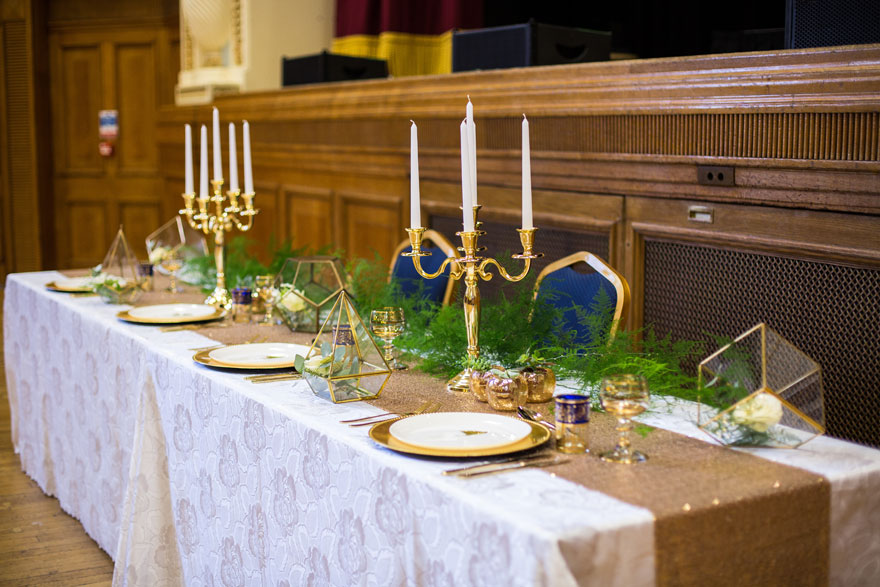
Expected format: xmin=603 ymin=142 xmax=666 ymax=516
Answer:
xmin=282 ymin=185 xmax=333 ymax=252
xmin=50 ymin=22 xmax=179 ymax=268
xmin=624 ymin=195 xmax=880 ymax=344
xmin=625 ymin=195 xmax=880 ymax=446
xmin=67 ymin=202 xmax=107 ymax=268
xmin=1 ymin=3 xmax=48 ymax=278
xmin=337 ymin=191 xmax=403 ymax=263
xmin=246 ymin=181 xmax=280 ymax=263
xmin=0 ymin=23 xmax=7 ymax=281
xmin=119 ymin=200 xmax=161 ymax=260
xmin=53 ymin=41 xmax=102 ymax=174
xmin=115 ymin=41 xmax=157 ymax=174
xmin=419 ymin=178 xmax=625 ymax=265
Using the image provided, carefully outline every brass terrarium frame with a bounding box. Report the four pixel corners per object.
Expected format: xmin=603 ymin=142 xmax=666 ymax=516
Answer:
xmin=300 ymin=290 xmax=392 ymax=403
xmin=697 ymin=322 xmax=826 ymax=448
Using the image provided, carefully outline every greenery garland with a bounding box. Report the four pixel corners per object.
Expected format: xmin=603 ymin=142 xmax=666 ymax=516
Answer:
xmin=185 ymin=239 xmax=705 ymax=406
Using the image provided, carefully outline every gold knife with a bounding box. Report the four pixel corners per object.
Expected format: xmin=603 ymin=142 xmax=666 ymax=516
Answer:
xmin=444 ymin=454 xmax=568 ymax=477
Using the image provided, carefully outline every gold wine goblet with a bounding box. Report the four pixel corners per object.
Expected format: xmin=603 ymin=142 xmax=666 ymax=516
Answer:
xmin=599 ymin=374 xmax=650 ymax=464
xmin=160 ymin=247 xmax=184 ymax=294
xmin=255 ymin=275 xmax=279 ymax=325
xmin=370 ymin=307 xmax=406 ymax=370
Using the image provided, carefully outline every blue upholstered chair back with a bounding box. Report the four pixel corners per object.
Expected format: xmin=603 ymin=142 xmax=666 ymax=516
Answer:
xmin=390 ymin=245 xmax=452 ymax=304
xmin=534 ymin=253 xmax=629 ymax=346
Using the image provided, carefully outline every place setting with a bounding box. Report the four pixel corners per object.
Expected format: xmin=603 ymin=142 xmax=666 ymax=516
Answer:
xmin=116 ymin=303 xmax=226 ymax=325
xmin=45 ymin=275 xmax=94 ymax=294
xmin=193 ymin=341 xmax=310 ymax=382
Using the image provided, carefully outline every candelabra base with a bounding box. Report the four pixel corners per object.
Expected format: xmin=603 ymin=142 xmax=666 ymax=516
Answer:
xmin=205 ymin=286 xmax=232 ymax=310
xmin=447 ymin=368 xmax=474 ymax=393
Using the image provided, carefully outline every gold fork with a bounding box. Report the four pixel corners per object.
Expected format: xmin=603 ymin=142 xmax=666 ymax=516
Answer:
xmin=348 ymin=401 xmax=441 ymax=427
xmin=246 ymin=371 xmax=302 ymax=383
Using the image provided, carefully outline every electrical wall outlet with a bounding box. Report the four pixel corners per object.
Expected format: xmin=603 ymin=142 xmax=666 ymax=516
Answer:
xmin=696 ymin=165 xmax=735 ymax=186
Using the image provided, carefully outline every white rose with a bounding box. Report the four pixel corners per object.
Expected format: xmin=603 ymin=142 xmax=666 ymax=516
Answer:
xmin=731 ymin=392 xmax=783 ymax=433
xmin=148 ymin=246 xmax=170 ymax=264
xmin=280 ymin=290 xmax=307 ymax=313
xmin=303 ymin=354 xmax=331 ymax=376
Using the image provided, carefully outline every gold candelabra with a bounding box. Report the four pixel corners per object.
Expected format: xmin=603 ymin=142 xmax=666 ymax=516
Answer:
xmin=404 ymin=205 xmax=541 ymax=392
xmin=180 ymin=178 xmax=258 ymax=308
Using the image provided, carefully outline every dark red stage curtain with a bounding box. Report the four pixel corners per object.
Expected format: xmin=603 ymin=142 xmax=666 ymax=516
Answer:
xmin=336 ymin=0 xmax=483 ymax=36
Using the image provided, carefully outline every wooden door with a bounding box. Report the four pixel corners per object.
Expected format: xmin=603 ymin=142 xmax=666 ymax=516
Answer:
xmin=49 ymin=24 xmax=178 ymax=267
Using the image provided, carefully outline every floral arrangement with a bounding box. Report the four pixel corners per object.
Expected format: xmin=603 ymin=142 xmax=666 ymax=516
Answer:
xmin=147 ymin=245 xmax=174 ymax=265
xmin=184 ymin=240 xmax=708 ymax=412
xmin=294 ymin=342 xmax=360 ymax=378
xmin=88 ymin=265 xmax=141 ymax=304
xmin=699 ymin=390 xmax=797 ymax=446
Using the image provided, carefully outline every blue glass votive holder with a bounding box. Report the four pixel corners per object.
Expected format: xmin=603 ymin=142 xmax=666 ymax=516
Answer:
xmin=555 ymin=394 xmax=591 ymax=454
xmin=231 ymin=287 xmax=252 ymax=323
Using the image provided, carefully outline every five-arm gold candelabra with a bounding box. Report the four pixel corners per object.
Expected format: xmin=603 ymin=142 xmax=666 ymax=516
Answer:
xmin=180 ymin=179 xmax=258 ymax=308
xmin=404 ymin=206 xmax=541 ymax=392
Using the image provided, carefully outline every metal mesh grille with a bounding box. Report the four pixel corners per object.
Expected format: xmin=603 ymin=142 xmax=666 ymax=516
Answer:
xmin=644 ymin=239 xmax=880 ymax=447
xmin=789 ymin=0 xmax=880 ymax=49
xmin=429 ymin=215 xmax=609 ymax=301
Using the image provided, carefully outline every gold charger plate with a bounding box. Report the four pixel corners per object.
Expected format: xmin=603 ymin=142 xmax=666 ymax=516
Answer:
xmin=45 ymin=280 xmax=93 ymax=293
xmin=369 ymin=414 xmax=551 ymax=458
xmin=192 ymin=348 xmax=301 ymax=371
xmin=117 ymin=304 xmax=225 ymax=325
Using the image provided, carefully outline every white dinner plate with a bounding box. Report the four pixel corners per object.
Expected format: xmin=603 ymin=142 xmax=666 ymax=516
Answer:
xmin=129 ymin=303 xmax=218 ymax=320
xmin=46 ymin=277 xmax=93 ymax=293
xmin=208 ymin=342 xmax=311 ymax=369
xmin=389 ymin=412 xmax=533 ymax=452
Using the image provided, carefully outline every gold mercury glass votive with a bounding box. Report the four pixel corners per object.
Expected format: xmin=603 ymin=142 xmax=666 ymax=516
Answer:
xmin=521 ymin=366 xmax=556 ymax=403
xmin=485 ymin=371 xmax=526 ymax=411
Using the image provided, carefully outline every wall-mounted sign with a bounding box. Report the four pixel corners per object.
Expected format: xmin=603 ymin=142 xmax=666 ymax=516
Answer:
xmin=99 ymin=110 xmax=118 ymax=141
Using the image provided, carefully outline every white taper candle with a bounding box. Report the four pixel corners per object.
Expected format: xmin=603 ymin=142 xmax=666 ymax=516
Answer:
xmin=522 ymin=114 xmax=533 ymax=230
xmin=243 ymin=120 xmax=253 ymax=194
xmin=184 ymin=124 xmax=193 ymax=194
xmin=409 ymin=120 xmax=420 ymax=229
xmin=212 ymin=107 xmax=222 ymax=181
xmin=460 ymin=120 xmax=474 ymax=232
xmin=228 ymin=123 xmax=238 ymax=192
xmin=466 ymin=97 xmax=477 ymax=206
xmin=199 ymin=124 xmax=208 ymax=199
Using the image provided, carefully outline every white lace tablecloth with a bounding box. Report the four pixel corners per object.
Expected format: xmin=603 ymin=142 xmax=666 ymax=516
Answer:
xmin=5 ymin=271 xmax=880 ymax=586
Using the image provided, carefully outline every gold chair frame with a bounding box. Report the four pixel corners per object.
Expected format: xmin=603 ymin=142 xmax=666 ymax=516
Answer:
xmin=390 ymin=228 xmax=458 ymax=306
xmin=534 ymin=251 xmax=631 ymax=340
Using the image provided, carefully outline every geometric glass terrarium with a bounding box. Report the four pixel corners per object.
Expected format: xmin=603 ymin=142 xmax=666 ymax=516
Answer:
xmin=697 ymin=323 xmax=826 ymax=448
xmin=275 ymin=256 xmax=346 ymax=332
xmin=145 ymin=216 xmax=209 ymax=288
xmin=295 ymin=290 xmax=391 ymax=403
xmin=92 ymin=226 xmax=144 ymax=304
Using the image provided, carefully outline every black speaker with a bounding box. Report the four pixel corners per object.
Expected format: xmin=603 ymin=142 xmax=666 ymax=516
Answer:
xmin=281 ymin=51 xmax=387 ymax=87
xmin=452 ymin=22 xmax=610 ymax=73
xmin=785 ymin=0 xmax=880 ymax=49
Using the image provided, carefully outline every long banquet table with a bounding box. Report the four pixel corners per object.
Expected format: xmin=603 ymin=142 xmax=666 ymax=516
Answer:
xmin=5 ymin=270 xmax=880 ymax=586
